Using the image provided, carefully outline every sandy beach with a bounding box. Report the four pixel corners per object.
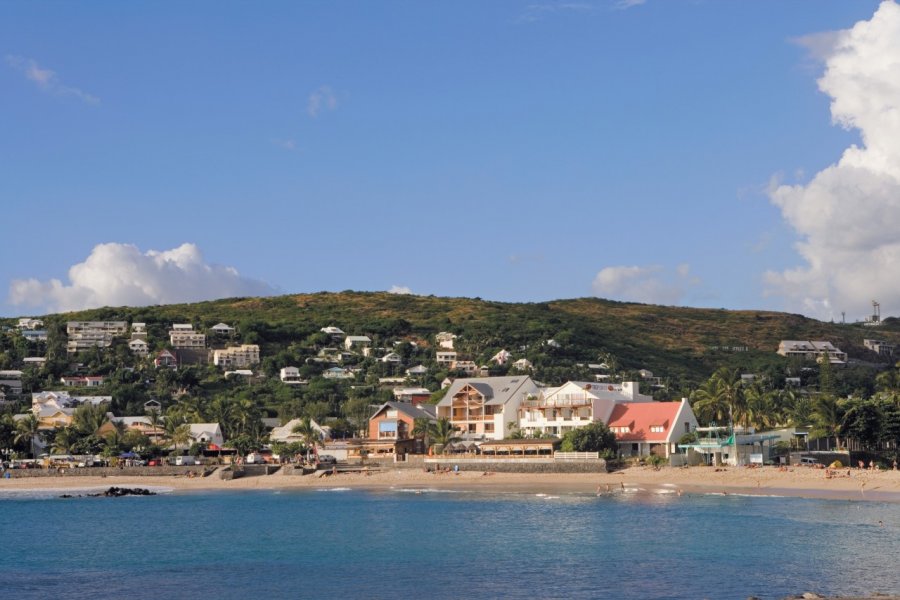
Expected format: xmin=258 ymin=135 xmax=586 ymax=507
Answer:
xmin=3 ymin=465 xmax=900 ymax=501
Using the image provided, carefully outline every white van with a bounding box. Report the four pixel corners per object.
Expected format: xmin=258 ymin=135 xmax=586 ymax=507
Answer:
xmin=799 ymin=457 xmax=819 ymax=466
xmin=175 ymin=456 xmax=196 ymax=466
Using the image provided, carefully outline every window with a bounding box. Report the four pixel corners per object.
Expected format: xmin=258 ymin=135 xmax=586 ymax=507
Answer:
xmin=684 ymin=422 xmax=690 ymax=434
xmin=650 ymin=425 xmax=665 ymax=433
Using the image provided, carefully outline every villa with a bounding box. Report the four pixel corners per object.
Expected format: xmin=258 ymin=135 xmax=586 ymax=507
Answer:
xmin=608 ymin=399 xmax=698 ymax=458
xmin=776 ymin=340 xmax=847 ymax=364
xmin=437 ymin=376 xmax=541 ymax=440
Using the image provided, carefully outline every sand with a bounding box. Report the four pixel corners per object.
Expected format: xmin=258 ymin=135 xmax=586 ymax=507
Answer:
xmin=3 ymin=465 xmax=900 ymax=501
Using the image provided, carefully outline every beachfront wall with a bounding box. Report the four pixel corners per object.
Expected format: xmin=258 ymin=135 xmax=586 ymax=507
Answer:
xmin=423 ymin=458 xmax=608 ymax=473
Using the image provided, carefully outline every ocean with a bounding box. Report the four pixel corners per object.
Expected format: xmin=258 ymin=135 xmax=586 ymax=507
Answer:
xmin=1 ymin=486 xmax=899 ymax=600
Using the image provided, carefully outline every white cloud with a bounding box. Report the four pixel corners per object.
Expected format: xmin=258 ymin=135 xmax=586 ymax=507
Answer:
xmin=592 ymin=264 xmax=697 ymax=305
xmin=387 ymin=285 xmax=413 ymax=295
xmin=272 ymin=138 xmax=297 ymax=151
xmin=8 ymin=243 xmax=275 ymax=313
xmin=5 ymin=55 xmax=99 ymax=104
xmin=614 ymin=0 xmax=646 ymax=10
xmin=307 ymin=85 xmax=337 ymax=117
xmin=517 ymin=2 xmax=595 ymax=23
xmin=766 ymin=1 xmax=900 ymax=319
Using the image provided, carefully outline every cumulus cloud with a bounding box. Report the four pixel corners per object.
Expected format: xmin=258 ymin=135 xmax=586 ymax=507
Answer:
xmin=8 ymin=243 xmax=275 ymax=313
xmin=592 ymin=264 xmax=697 ymax=305
xmin=387 ymin=285 xmax=413 ymax=295
xmin=5 ymin=55 xmax=99 ymax=104
xmin=307 ymin=85 xmax=337 ymax=117
xmin=765 ymin=1 xmax=900 ymax=319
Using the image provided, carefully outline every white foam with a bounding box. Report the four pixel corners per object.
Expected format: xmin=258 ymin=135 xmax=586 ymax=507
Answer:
xmin=315 ymin=487 xmax=351 ymax=492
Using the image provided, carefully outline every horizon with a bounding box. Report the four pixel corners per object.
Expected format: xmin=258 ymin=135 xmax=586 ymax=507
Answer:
xmin=3 ymin=1 xmax=899 ymax=322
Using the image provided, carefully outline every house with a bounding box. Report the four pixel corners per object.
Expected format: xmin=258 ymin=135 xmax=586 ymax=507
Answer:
xmin=607 ymin=399 xmax=699 ymax=458
xmin=435 ymin=332 xmax=457 ymax=349
xmin=213 ymin=344 xmax=260 ymax=368
xmin=32 ymin=391 xmax=111 ymax=413
xmin=436 ymin=351 xmax=457 ymax=365
xmin=323 ymin=367 xmax=354 ymax=380
xmin=189 ymin=423 xmax=225 ymax=447
xmin=154 ymin=349 xmax=179 ymax=369
xmin=21 ymin=330 xmax=48 ymax=342
xmin=269 ymin=418 xmax=331 ymax=443
xmin=131 ymin=322 xmax=148 ymax=341
xmin=60 ymin=376 xmax=105 ymax=388
xmin=344 ymin=336 xmax=372 ymax=351
xmin=777 ymin=340 xmax=847 ymax=364
xmin=169 ymin=324 xmax=206 ymax=349
xmin=437 ymin=376 xmax=541 ymax=440
xmin=224 ymin=369 xmax=254 ymax=379
xmin=67 ymin=321 xmax=128 ymax=336
xmin=280 ymin=367 xmax=308 ymax=385
xmin=512 ymin=358 xmax=533 ymax=371
xmin=17 ymin=318 xmax=44 ymax=330
xmin=381 ymin=352 xmax=403 ymax=365
xmin=0 ymin=370 xmax=24 ymax=396
xmin=406 ymin=364 xmax=428 ymax=377
xmin=143 ymin=399 xmax=162 ymax=413
xmin=211 ymin=323 xmax=235 ymax=336
xmin=864 ymin=339 xmax=895 ymax=357
xmin=451 ymin=360 xmax=478 ymax=375
xmin=129 ymin=338 xmax=149 ymax=357
xmin=321 ymin=326 xmax=346 ymax=341
xmin=517 ymin=381 xmax=653 ymax=437
xmin=392 ymin=387 xmax=432 ymax=404
xmin=368 ymin=401 xmax=437 ymax=451
xmin=441 ymin=377 xmax=453 ymax=389
xmin=491 ymin=349 xmax=512 ymax=365
xmin=22 ymin=357 xmax=47 ymax=367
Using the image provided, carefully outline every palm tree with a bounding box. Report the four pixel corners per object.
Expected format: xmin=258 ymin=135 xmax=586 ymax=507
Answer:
xmin=72 ymin=403 xmax=109 ymax=437
xmin=428 ymin=418 xmax=461 ymax=454
xmin=53 ymin=426 xmax=79 ymax=454
xmin=291 ymin=417 xmax=322 ymax=461
xmin=412 ymin=417 xmax=433 ymax=453
xmin=812 ymin=395 xmax=846 ymax=450
xmin=168 ymin=423 xmax=192 ymax=457
xmin=146 ymin=407 xmax=164 ymax=443
xmin=15 ymin=414 xmax=41 ymax=458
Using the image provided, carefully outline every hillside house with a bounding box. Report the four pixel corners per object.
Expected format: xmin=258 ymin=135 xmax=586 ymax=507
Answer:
xmin=777 ymin=340 xmax=847 ymax=364
xmin=213 ymin=345 xmax=260 ymax=368
xmin=154 ymin=349 xmax=178 ymax=369
xmin=211 ymin=323 xmax=235 ymax=336
xmin=435 ymin=332 xmax=457 ymax=349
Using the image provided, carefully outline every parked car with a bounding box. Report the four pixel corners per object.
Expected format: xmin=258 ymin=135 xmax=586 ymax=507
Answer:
xmin=318 ymin=455 xmax=337 ymax=465
xmin=799 ymin=457 xmax=819 ymax=466
xmin=245 ymin=453 xmax=265 ymax=465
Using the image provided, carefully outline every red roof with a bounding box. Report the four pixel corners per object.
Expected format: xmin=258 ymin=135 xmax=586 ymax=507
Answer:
xmin=607 ymin=401 xmax=683 ymax=442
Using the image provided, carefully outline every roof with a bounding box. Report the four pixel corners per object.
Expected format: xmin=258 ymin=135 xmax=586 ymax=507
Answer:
xmin=607 ymin=401 xmax=685 ymax=442
xmin=371 ymin=401 xmax=437 ymax=421
xmin=438 ymin=376 xmax=539 ymax=407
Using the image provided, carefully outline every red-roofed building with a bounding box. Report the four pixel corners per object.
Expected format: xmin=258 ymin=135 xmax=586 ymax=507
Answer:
xmin=607 ymin=399 xmax=698 ymax=458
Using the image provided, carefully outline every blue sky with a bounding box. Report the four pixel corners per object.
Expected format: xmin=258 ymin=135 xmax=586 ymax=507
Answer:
xmin=2 ymin=0 xmax=897 ymax=321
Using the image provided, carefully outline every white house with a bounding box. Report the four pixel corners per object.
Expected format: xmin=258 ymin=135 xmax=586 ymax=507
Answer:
xmin=0 ymin=370 xmax=24 ymax=396
xmin=435 ymin=332 xmax=457 ymax=349
xmin=437 ymin=376 xmax=540 ymax=440
xmin=189 ymin=423 xmax=225 ymax=447
xmin=129 ymin=338 xmax=149 ymax=357
xmin=270 ymin=418 xmax=331 ymax=443
xmin=211 ymin=323 xmax=235 ymax=336
xmin=777 ymin=340 xmax=847 ymax=364
xmin=451 ymin=360 xmax=478 ymax=375
xmin=512 ymin=358 xmax=533 ymax=371
xmin=517 ymin=381 xmax=653 ymax=438
xmin=213 ymin=345 xmax=260 ymax=368
xmin=491 ymin=349 xmax=512 ymax=365
xmin=436 ymin=350 xmax=457 ymax=365
xmin=280 ymin=367 xmax=307 ymax=385
xmin=321 ymin=326 xmax=346 ymax=340
xmin=381 ymin=352 xmax=402 ymax=364
xmin=406 ymin=364 xmax=428 ymax=377
xmin=864 ymin=339 xmax=895 ymax=357
xmin=344 ymin=336 xmax=372 ymax=351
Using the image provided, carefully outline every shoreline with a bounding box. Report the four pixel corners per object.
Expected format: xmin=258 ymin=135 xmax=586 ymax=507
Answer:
xmin=3 ymin=465 xmax=900 ymax=502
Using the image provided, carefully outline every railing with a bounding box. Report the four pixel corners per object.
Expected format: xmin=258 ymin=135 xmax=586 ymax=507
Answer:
xmin=554 ymin=451 xmax=600 ymax=460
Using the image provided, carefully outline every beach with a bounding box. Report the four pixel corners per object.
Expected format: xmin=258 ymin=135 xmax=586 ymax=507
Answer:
xmin=4 ymin=464 xmax=900 ymax=501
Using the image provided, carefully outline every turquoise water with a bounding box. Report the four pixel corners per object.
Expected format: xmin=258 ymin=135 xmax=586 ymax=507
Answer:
xmin=1 ymin=486 xmax=899 ymax=600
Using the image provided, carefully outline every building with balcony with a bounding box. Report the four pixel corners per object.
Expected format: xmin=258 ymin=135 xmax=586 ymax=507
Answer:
xmin=368 ymin=401 xmax=436 ymax=448
xmin=864 ymin=339 xmax=895 ymax=357
xmin=517 ymin=381 xmax=653 ymax=437
xmin=213 ymin=344 xmax=260 ymax=368
xmin=437 ymin=376 xmax=540 ymax=441
xmin=777 ymin=340 xmax=847 ymax=364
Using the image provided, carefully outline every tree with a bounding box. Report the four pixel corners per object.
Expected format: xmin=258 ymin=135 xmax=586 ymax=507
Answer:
xmin=428 ymin=418 xmax=460 ymax=453
xmin=15 ymin=414 xmax=41 ymax=458
xmin=559 ymin=422 xmax=618 ymax=457
xmin=291 ymin=417 xmax=322 ymax=460
xmin=811 ymin=395 xmax=845 ymax=450
xmin=168 ymin=423 xmax=192 ymax=456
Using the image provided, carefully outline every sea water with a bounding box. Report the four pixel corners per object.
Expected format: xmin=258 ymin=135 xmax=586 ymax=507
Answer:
xmin=1 ymin=486 xmax=899 ymax=600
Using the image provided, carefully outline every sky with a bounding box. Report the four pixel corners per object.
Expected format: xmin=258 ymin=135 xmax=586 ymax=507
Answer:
xmin=2 ymin=0 xmax=898 ymax=322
